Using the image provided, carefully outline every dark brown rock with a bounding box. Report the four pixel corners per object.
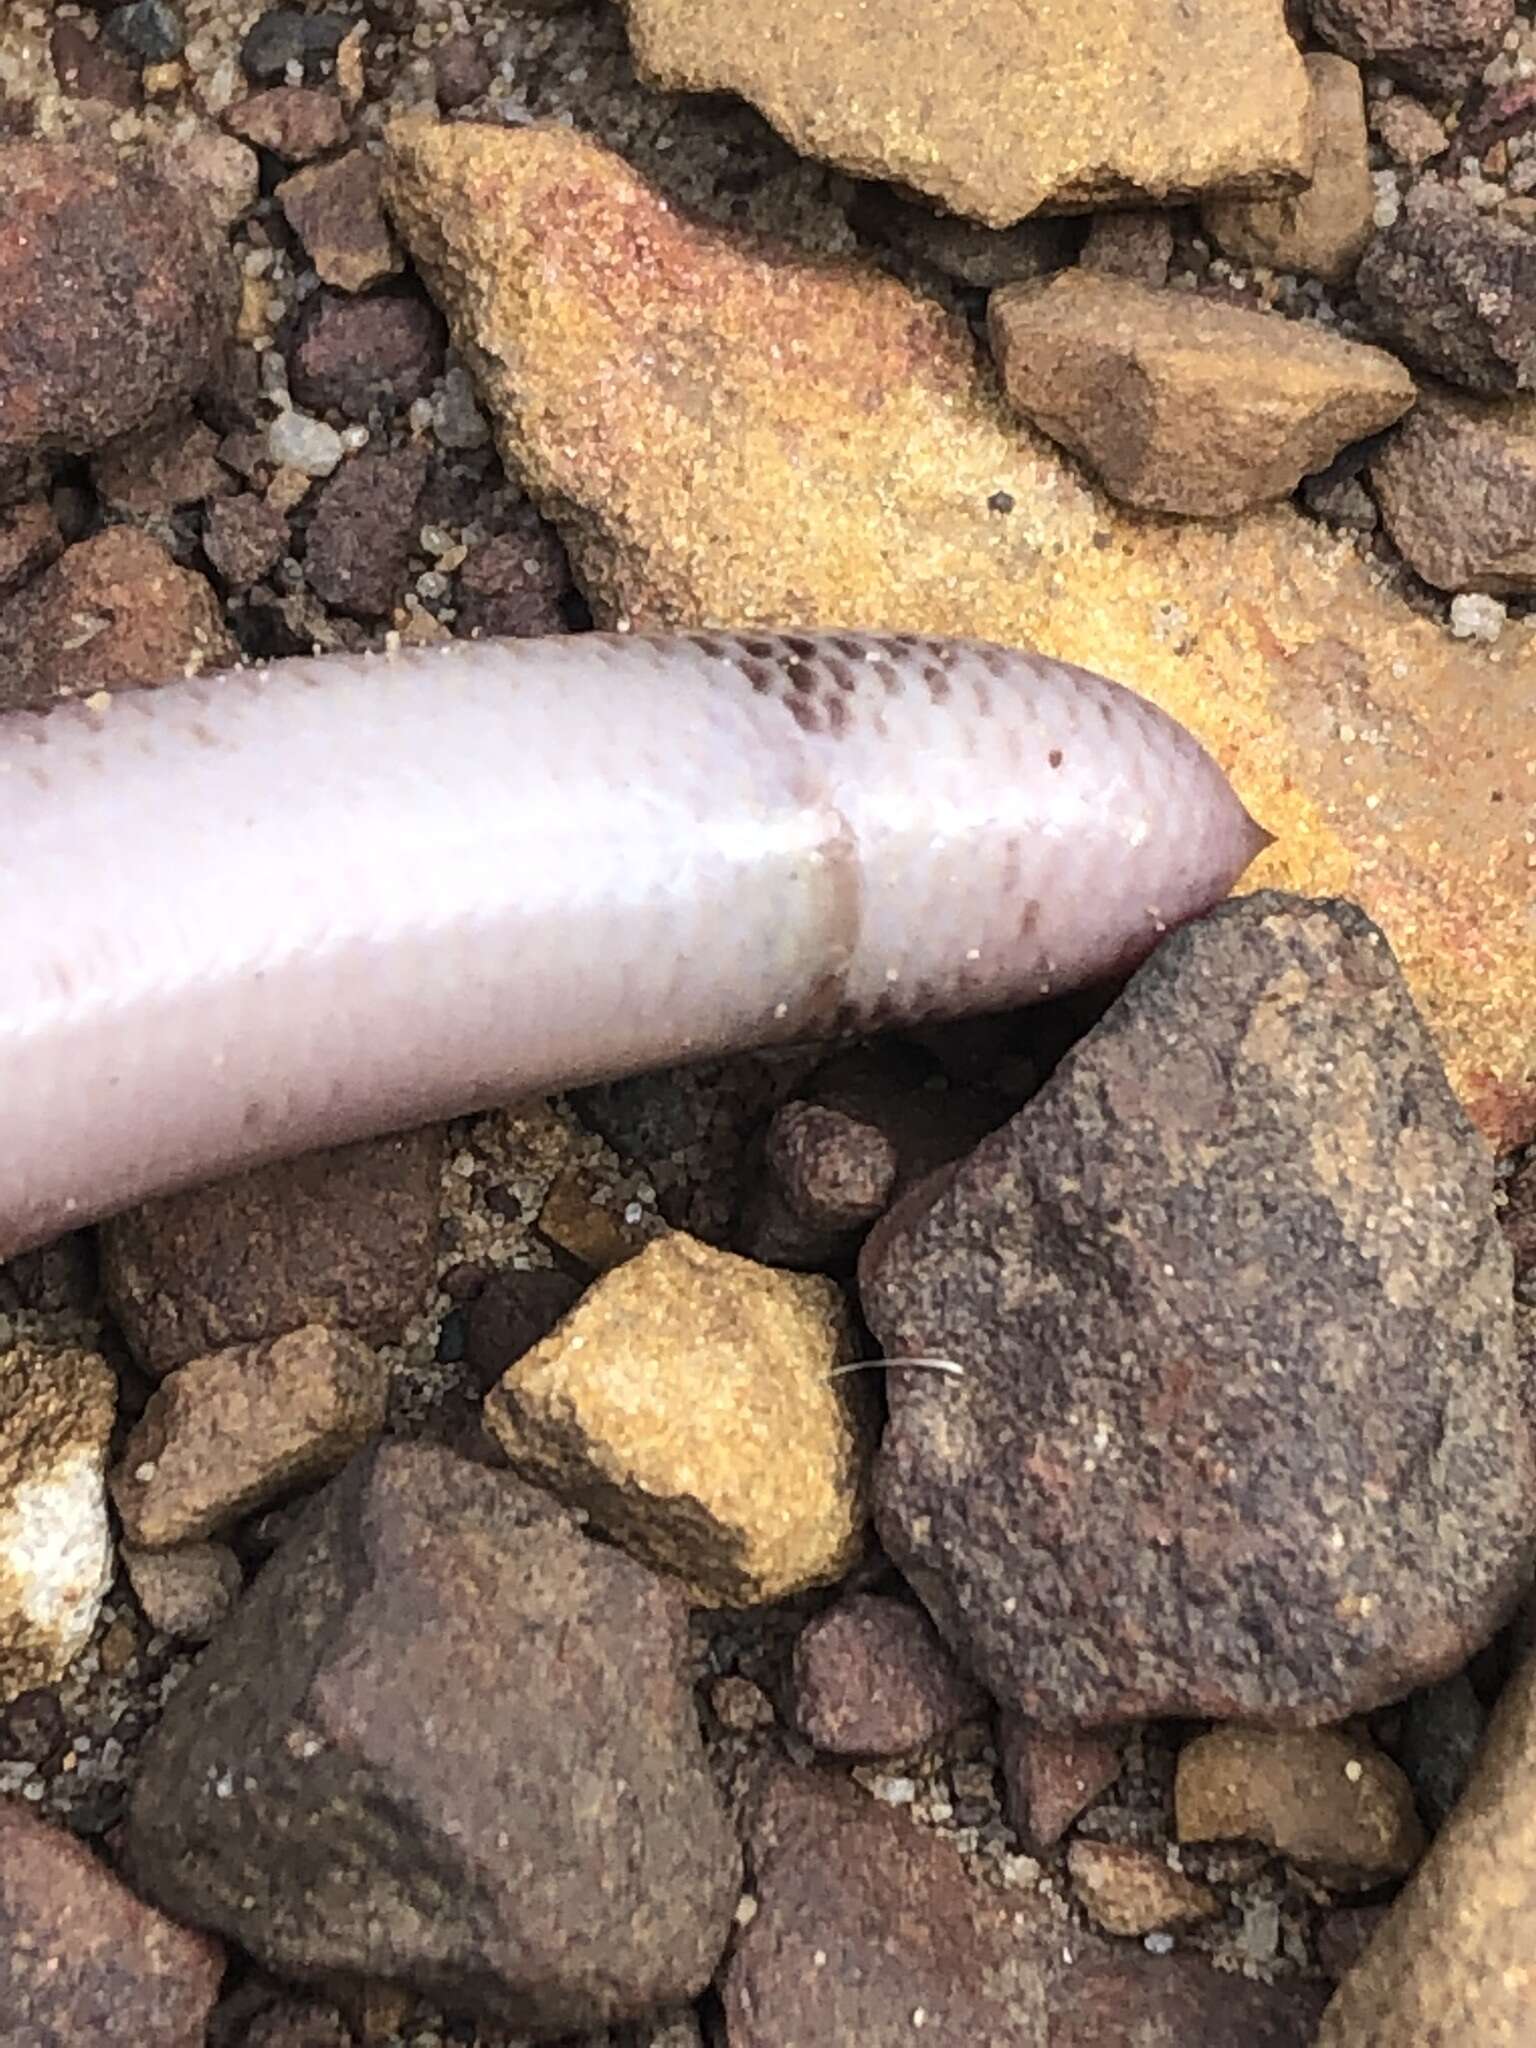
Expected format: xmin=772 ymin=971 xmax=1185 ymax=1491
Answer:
xmin=0 ymin=140 xmax=236 ymax=469
xmin=1312 ymin=0 xmax=1513 ymax=93
xmin=1081 ymin=209 xmax=1175 ymax=286
xmin=288 ymin=289 xmax=446 ymax=420
xmin=1368 ymin=383 xmax=1536 ymax=592
xmin=862 ymin=894 xmax=1536 ymax=1729
xmin=1315 ymin=1902 xmax=1390 ymax=1980
xmin=121 ymin=1539 xmax=244 ymax=1641
xmin=737 ymin=1100 xmax=898 ymax=1266
xmin=277 ymin=148 xmax=402 ymax=293
xmin=1357 ymin=183 xmax=1536 ymax=395
xmin=454 ymin=514 xmax=571 ymax=639
xmin=433 ymin=31 xmax=494 ymax=110
xmin=1052 ymin=1950 xmax=1328 ymax=2048
xmin=846 ymin=182 xmax=1076 ymax=289
xmin=51 ymin=19 xmax=143 ymax=107
xmin=0 ymin=495 xmax=62 ymax=601
xmin=203 ymin=491 xmax=290 ymax=589
xmin=225 ymin=85 xmax=348 ymax=163
xmin=0 ymin=1800 xmax=224 ymax=2044
xmin=100 ymin=1128 xmax=443 ymax=1375
xmin=0 ymin=1685 xmax=66 ymax=1763
xmin=463 ymin=1265 xmax=585 ymax=1390
xmin=1397 ymin=1669 xmax=1488 ymax=1828
xmin=303 ymin=443 xmax=427 ymax=616
xmin=789 ymin=1591 xmax=986 ymax=1755
xmin=110 ymin=1324 xmax=389 ymax=1545
xmin=92 ymin=415 xmax=230 ymax=519
xmin=1506 ymin=1153 xmax=1536 ymax=1294
xmin=0 ymin=527 xmax=234 ymax=712
xmin=123 ymin=1442 xmax=740 ymax=2032
xmin=999 ymin=1714 xmax=1123 ymax=1851
xmin=722 ymin=1766 xmax=1054 ymax=2042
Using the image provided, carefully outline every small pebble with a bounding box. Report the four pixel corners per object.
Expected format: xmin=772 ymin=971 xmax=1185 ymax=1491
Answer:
xmin=266 ymin=409 xmax=343 ymax=478
xmin=106 ymin=0 xmax=185 ymax=64
xmin=1449 ymin=592 xmax=1507 ymax=642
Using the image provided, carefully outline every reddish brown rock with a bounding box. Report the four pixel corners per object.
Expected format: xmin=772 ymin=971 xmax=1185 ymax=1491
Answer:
xmin=123 ymin=1443 xmax=740 ymax=2032
xmin=121 ymin=1539 xmax=244 ymax=1640
xmin=288 ymin=288 xmax=446 ymax=419
xmin=1081 ymin=210 xmax=1175 ymax=286
xmin=737 ymin=1100 xmax=899 ymax=1268
xmin=0 ymin=1800 xmax=224 ymax=2044
xmin=789 ymin=1591 xmax=986 ymax=1755
xmin=225 ymin=85 xmax=348 ymax=162
xmin=863 ymin=897 xmax=1535 ymax=1729
xmin=0 ymin=140 xmax=236 ymax=469
xmin=0 ymin=495 xmax=62 ymax=601
xmin=1055 ymin=1952 xmax=1328 ymax=2048
xmin=1000 ymin=1715 xmax=1123 ymax=1851
xmin=453 ymin=515 xmax=571 ymax=638
xmin=277 ymin=148 xmax=402 ymax=293
xmin=92 ymin=415 xmax=229 ymax=519
xmin=723 ymin=1766 xmax=1055 ymax=2042
xmin=203 ymin=491 xmax=290 ymax=589
xmin=50 ymin=19 xmax=142 ymax=107
xmin=0 ymin=527 xmax=234 ymax=712
xmin=1312 ymin=0 xmax=1514 ymax=93
xmin=100 ymin=1128 xmax=444 ymax=1375
xmin=110 ymin=1324 xmax=389 ymax=1545
xmin=433 ymin=31 xmax=494 ymax=110
xmin=1368 ymin=384 xmax=1536 ymax=592
xmin=303 ymin=443 xmax=428 ymax=616
xmin=1358 ymin=183 xmax=1536 ymax=395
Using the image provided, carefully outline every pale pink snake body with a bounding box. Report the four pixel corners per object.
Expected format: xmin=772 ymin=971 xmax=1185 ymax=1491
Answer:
xmin=0 ymin=629 xmax=1267 ymax=1259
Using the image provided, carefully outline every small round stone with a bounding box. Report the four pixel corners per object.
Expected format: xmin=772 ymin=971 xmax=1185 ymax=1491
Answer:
xmin=106 ymin=0 xmax=185 ymax=62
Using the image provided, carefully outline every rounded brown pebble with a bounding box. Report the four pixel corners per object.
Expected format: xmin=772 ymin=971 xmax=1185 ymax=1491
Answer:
xmin=766 ymin=1101 xmax=899 ymax=1232
xmin=288 ymin=288 xmax=446 ymax=420
xmin=434 ymin=31 xmax=494 ymax=110
xmin=0 ymin=140 xmax=237 ymax=469
xmin=790 ymin=1591 xmax=986 ymax=1755
xmin=454 ymin=515 xmax=572 ymax=638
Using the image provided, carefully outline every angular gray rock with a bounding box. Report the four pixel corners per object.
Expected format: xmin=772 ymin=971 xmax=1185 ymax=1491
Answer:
xmin=123 ymin=1442 xmax=740 ymax=2032
xmin=862 ymin=894 xmax=1535 ymax=1728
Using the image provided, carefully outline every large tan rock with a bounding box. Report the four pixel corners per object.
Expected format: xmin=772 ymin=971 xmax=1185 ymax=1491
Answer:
xmin=987 ymin=267 xmax=1413 ymax=516
xmin=1316 ymin=1652 xmax=1536 ymax=2044
xmin=619 ymin=0 xmax=1313 ymax=227
xmin=384 ymin=118 xmax=1536 ymax=1150
xmin=483 ymin=1233 xmax=869 ymax=1604
xmin=1202 ymin=54 xmax=1375 ymax=284
xmin=0 ymin=1342 xmax=116 ymax=1700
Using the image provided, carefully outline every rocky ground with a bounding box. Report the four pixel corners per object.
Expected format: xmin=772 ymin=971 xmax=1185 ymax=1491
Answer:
xmin=1 ymin=1 xmax=1535 ymax=2043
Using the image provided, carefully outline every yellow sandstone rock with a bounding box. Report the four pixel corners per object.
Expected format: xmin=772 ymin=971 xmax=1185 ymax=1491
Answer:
xmin=384 ymin=118 xmax=1536 ymax=1149
xmin=483 ymin=1233 xmax=870 ymax=1605
xmin=618 ymin=0 xmax=1313 ymax=226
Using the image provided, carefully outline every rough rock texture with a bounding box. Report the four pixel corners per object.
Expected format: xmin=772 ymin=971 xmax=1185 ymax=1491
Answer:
xmin=619 ymin=0 xmax=1313 ymax=226
xmin=723 ymin=1766 xmax=1324 ymax=2046
xmin=0 ymin=139 xmax=237 ymax=468
xmin=1066 ymin=1839 xmax=1221 ymax=1937
xmin=1202 ymin=54 xmax=1375 ymax=284
xmin=484 ymin=1233 xmax=869 ymax=1604
xmin=204 ymin=492 xmax=290 ymax=590
xmin=1312 ymin=0 xmax=1514 ymax=93
xmin=123 ymin=1443 xmax=740 ymax=2031
xmin=121 ymin=1539 xmax=244 ymax=1641
xmin=92 ymin=416 xmax=229 ymax=520
xmin=1368 ymin=384 xmax=1536 ymax=592
xmin=225 ymin=85 xmax=349 ymax=162
xmin=303 ymin=443 xmax=428 ymax=616
xmin=1080 ymin=209 xmax=1175 ymax=286
xmin=722 ymin=1766 xmax=1055 ymax=2042
xmin=0 ymin=1342 xmax=116 ymax=1701
xmin=1316 ymin=1649 xmax=1536 ymax=2044
xmin=1176 ymin=1727 xmax=1425 ymax=1887
xmin=861 ymin=896 xmax=1535 ymax=1728
xmin=288 ymin=288 xmax=446 ymax=419
xmin=0 ymin=1801 xmax=224 ymax=2044
xmin=383 ymin=120 xmax=1536 ymax=1147
xmin=1357 ymin=183 xmax=1536 ymax=395
xmin=110 ymin=1325 xmax=389 ymax=1546
xmin=100 ymin=1129 xmax=444 ymax=1375
xmin=789 ymin=1591 xmax=985 ymax=1755
xmin=988 ymin=268 xmax=1413 ymax=516
xmin=0 ymin=495 xmax=63 ymax=601
xmin=1000 ymin=1717 xmax=1124 ymax=1852
xmin=277 ymin=148 xmax=402 ymax=292
xmin=0 ymin=527 xmax=235 ymax=712
xmin=738 ymin=1099 xmax=900 ymax=1268
xmin=845 ymin=183 xmax=1076 ymax=289
xmin=454 ymin=517 xmax=571 ymax=639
